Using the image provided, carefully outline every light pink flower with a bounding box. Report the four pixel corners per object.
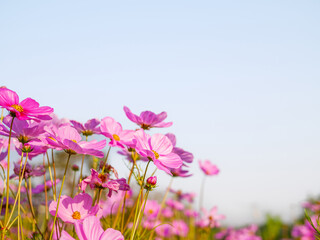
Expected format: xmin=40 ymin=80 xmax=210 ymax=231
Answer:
xmin=45 ymin=125 xmax=106 ymax=157
xmin=60 ymin=216 xmax=124 ymax=240
xmin=143 ymin=200 xmax=160 ymax=219
xmin=198 ymin=206 xmax=225 ymax=228
xmin=199 ymin=160 xmax=220 ymax=176
xmin=0 ymin=137 xmax=8 ymax=161
xmin=0 ymin=88 xmax=53 ymax=121
xmin=172 ymin=220 xmax=189 ymax=237
xmin=100 ymin=117 xmax=135 ymax=148
xmin=49 ymin=193 xmax=99 ymax=224
xmin=123 ymin=106 xmax=172 ymax=130
xmin=134 ymin=129 xmax=182 ymax=175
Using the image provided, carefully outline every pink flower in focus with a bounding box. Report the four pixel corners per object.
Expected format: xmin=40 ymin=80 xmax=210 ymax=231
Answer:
xmin=0 ymin=88 xmax=53 ymax=121
xmin=134 ymin=129 xmax=182 ymax=175
xmin=100 ymin=117 xmax=135 ymax=148
xmin=123 ymin=106 xmax=172 ymax=130
xmin=45 ymin=125 xmax=106 ymax=157
xmin=60 ymin=216 xmax=124 ymax=240
xmin=199 ymin=160 xmax=220 ymax=176
xmin=70 ymin=118 xmax=101 ymax=136
xmin=49 ymin=193 xmax=99 ymax=224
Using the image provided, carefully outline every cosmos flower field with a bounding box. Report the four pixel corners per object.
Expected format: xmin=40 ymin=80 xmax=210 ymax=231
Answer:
xmin=0 ymin=87 xmax=319 ymax=240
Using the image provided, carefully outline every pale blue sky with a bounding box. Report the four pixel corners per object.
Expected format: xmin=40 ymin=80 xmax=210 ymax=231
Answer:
xmin=1 ymin=1 xmax=320 ymax=225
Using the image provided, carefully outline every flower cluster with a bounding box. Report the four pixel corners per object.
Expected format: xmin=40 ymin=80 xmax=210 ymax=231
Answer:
xmin=0 ymin=87 xmax=316 ymax=240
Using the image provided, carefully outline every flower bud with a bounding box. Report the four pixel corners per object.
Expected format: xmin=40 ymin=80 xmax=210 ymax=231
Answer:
xmin=145 ymin=176 xmax=157 ymax=191
xmin=71 ymin=164 xmax=79 ymax=171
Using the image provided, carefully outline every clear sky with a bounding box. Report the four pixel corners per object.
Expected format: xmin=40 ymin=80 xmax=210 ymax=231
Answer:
xmin=1 ymin=0 xmax=320 ymax=225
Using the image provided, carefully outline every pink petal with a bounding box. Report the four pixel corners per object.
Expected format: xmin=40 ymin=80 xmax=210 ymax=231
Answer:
xmin=150 ymin=134 xmax=173 ymax=155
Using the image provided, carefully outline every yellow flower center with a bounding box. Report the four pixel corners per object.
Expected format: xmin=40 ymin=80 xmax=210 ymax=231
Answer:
xmin=72 ymin=211 xmax=81 ymax=220
xmin=152 ymin=150 xmax=159 ymax=159
xmin=113 ymin=134 xmax=120 ymax=141
xmin=71 ymin=139 xmax=77 ymax=143
xmin=148 ymin=209 xmax=154 ymax=214
xmin=11 ymin=104 xmax=23 ymax=112
xmin=48 ymin=137 xmax=56 ymax=141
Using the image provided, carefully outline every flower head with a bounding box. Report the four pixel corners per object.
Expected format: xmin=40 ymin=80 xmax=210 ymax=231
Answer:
xmin=100 ymin=117 xmax=135 ymax=148
xmin=199 ymin=160 xmax=220 ymax=176
xmin=134 ymin=129 xmax=182 ymax=175
xmin=70 ymin=118 xmax=101 ymax=136
xmin=60 ymin=216 xmax=124 ymax=240
xmin=49 ymin=193 xmax=99 ymax=224
xmin=123 ymin=106 xmax=172 ymax=130
xmin=0 ymin=88 xmax=53 ymax=121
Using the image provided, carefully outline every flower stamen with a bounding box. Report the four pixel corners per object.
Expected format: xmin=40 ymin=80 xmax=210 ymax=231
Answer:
xmin=72 ymin=211 xmax=81 ymax=220
xmin=11 ymin=104 xmax=23 ymax=112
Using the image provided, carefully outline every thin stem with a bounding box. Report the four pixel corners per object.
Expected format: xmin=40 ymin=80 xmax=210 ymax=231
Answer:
xmin=199 ymin=175 xmax=206 ymax=211
xmin=4 ymin=117 xmax=15 ymax=224
xmin=71 ymin=170 xmax=76 ymax=198
xmin=101 ymin=146 xmax=112 ymax=173
xmin=148 ymin=177 xmax=174 ymax=240
xmin=25 ymin=179 xmax=43 ymax=238
xmin=49 ymin=154 xmax=72 ymax=240
xmin=43 ymin=154 xmax=49 ymax=222
xmin=130 ymin=191 xmax=150 ymax=240
xmin=79 ymin=136 xmax=88 ymax=183
xmin=51 ymin=149 xmax=57 ymax=199
xmin=120 ymin=161 xmax=136 ymax=232
xmin=46 ymin=151 xmax=56 ymax=201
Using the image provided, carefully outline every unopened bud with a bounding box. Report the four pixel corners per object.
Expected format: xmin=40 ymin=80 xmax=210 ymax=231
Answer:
xmin=145 ymin=176 xmax=157 ymax=191
xmin=72 ymin=164 xmax=79 ymax=171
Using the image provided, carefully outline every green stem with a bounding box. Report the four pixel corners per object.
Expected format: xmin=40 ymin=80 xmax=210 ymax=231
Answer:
xmin=4 ymin=117 xmax=15 ymax=224
xmin=101 ymin=146 xmax=111 ymax=173
xmin=49 ymin=154 xmax=72 ymax=240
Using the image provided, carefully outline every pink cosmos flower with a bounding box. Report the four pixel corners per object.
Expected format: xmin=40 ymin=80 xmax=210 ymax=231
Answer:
xmin=134 ymin=129 xmax=182 ymax=175
xmin=49 ymin=193 xmax=99 ymax=224
xmin=80 ymin=169 xmax=129 ymax=197
xmin=100 ymin=117 xmax=135 ymax=148
xmin=13 ymin=161 xmax=45 ymax=179
xmin=45 ymin=125 xmax=106 ymax=158
xmin=70 ymin=118 xmax=101 ymax=136
xmin=197 ymin=206 xmax=225 ymax=228
xmin=170 ymin=189 xmax=196 ymax=203
xmin=60 ymin=216 xmax=124 ymax=240
xmin=100 ymin=190 xmax=133 ymax=216
xmin=0 ymin=88 xmax=53 ymax=121
xmin=143 ymin=200 xmax=160 ymax=219
xmin=123 ymin=106 xmax=173 ymax=130
xmin=0 ymin=116 xmax=46 ymax=145
xmin=166 ymin=198 xmax=184 ymax=211
xmin=172 ymin=220 xmax=189 ymax=237
xmin=20 ymin=179 xmax=60 ymax=194
xmin=199 ymin=160 xmax=220 ymax=176
xmin=155 ymin=223 xmax=174 ymax=238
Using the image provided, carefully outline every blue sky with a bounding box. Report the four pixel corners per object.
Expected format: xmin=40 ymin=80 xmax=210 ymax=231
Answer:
xmin=1 ymin=0 xmax=320 ymax=225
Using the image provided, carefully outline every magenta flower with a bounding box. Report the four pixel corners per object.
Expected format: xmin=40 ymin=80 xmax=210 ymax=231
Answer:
xmin=13 ymin=161 xmax=45 ymax=179
xmin=0 ymin=116 xmax=46 ymax=145
xmin=100 ymin=117 xmax=135 ymax=148
xmin=60 ymin=216 xmax=124 ymax=240
xmin=45 ymin=125 xmax=106 ymax=157
xmin=49 ymin=193 xmax=99 ymax=224
xmin=0 ymin=88 xmax=53 ymax=121
xmin=199 ymin=160 xmax=220 ymax=176
xmin=80 ymin=169 xmax=129 ymax=197
xmin=123 ymin=106 xmax=173 ymax=130
xmin=134 ymin=129 xmax=182 ymax=175
xmin=70 ymin=118 xmax=101 ymax=136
